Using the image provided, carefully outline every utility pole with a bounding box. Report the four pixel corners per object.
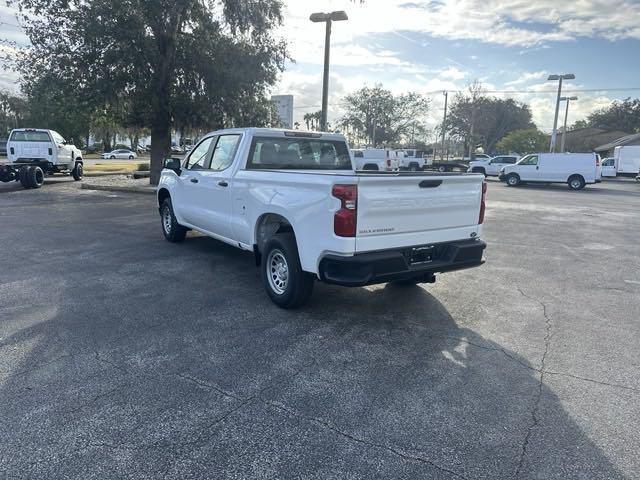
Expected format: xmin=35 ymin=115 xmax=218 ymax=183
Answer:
xmin=441 ymin=91 xmax=448 ymax=160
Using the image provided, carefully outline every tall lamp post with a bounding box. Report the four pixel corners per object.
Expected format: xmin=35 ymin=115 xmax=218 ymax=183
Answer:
xmin=547 ymin=73 xmax=575 ymax=152
xmin=560 ymin=96 xmax=578 ymax=153
xmin=310 ymin=11 xmax=348 ymax=132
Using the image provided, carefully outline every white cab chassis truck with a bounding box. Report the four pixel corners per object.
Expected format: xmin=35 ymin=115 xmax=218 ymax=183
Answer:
xmin=158 ymin=129 xmax=487 ymax=308
xmin=1 ymin=128 xmax=84 ymax=189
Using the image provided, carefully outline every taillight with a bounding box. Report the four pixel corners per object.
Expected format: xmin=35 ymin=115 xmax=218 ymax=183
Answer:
xmin=479 ymin=181 xmax=487 ymax=224
xmin=332 ymin=184 xmax=357 ymax=237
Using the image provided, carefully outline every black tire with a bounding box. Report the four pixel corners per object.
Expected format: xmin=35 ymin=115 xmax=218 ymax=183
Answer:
xmin=128 ymin=155 xmax=134 ymax=160
xmin=261 ymin=233 xmax=314 ymax=309
xmin=27 ymin=166 xmax=44 ymax=188
xmin=506 ymin=173 xmax=520 ymax=187
xmin=437 ymin=165 xmax=446 ymax=173
xmin=19 ymin=166 xmax=31 ymax=188
xmin=160 ymin=198 xmax=187 ymax=243
xmin=72 ymin=162 xmax=83 ymax=181
xmin=363 ymin=164 xmax=379 ymax=171
xmin=568 ymin=175 xmax=585 ymax=190
xmin=110 ymin=155 xmax=116 ymax=159
xmin=472 ymin=167 xmax=486 ymax=177
xmin=408 ymin=163 xmax=419 ymax=172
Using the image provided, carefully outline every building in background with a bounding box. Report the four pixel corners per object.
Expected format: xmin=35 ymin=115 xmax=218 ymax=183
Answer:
xmin=271 ymin=95 xmax=294 ymax=129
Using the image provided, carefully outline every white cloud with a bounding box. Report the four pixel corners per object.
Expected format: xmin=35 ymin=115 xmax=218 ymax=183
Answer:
xmin=505 ymin=71 xmax=548 ymax=86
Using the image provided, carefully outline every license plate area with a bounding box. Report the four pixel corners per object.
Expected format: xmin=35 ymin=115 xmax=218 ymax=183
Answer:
xmin=408 ymin=245 xmax=435 ymax=266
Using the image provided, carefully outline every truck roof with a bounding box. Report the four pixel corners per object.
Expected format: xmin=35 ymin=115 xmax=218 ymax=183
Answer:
xmin=202 ymin=127 xmax=347 ymax=142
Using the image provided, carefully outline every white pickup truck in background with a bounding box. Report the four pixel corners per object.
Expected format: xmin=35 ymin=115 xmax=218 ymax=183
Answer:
xmin=158 ymin=129 xmax=487 ymax=308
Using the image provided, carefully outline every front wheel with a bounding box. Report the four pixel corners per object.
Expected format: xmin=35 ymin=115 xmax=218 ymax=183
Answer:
xmin=506 ymin=173 xmax=520 ymax=187
xmin=262 ymin=233 xmax=314 ymax=309
xmin=128 ymin=155 xmax=134 ymax=160
xmin=72 ymin=162 xmax=83 ymax=181
xmin=437 ymin=165 xmax=446 ymax=173
xmin=160 ymin=198 xmax=187 ymax=242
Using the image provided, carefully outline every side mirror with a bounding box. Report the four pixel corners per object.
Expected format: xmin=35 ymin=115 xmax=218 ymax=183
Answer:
xmin=164 ymin=158 xmax=182 ymax=175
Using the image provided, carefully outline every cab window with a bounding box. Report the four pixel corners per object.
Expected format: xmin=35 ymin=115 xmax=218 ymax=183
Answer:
xmin=209 ymin=135 xmax=241 ymax=171
xmin=185 ymin=137 xmax=215 ymax=170
xmin=518 ymin=155 xmax=538 ymax=166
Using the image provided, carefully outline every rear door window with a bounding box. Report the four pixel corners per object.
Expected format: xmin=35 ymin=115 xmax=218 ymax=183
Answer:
xmin=247 ymin=137 xmax=352 ymax=170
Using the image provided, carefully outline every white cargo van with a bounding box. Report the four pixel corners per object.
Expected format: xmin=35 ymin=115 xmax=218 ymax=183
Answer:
xmin=613 ymin=146 xmax=640 ymax=175
xmin=499 ymin=152 xmax=599 ymax=190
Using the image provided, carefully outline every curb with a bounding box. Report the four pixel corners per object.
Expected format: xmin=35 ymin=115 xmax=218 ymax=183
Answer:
xmin=81 ymin=183 xmax=156 ymax=195
xmin=83 ymin=171 xmax=137 ymax=177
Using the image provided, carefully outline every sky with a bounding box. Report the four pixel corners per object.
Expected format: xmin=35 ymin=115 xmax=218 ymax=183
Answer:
xmin=2 ymin=0 xmax=640 ymax=136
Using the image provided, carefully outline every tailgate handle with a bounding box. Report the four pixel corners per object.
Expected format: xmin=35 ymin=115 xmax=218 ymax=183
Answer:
xmin=419 ymin=180 xmax=443 ymax=188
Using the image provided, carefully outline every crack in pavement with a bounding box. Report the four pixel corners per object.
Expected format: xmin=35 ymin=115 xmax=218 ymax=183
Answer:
xmin=260 ymin=398 xmax=470 ymax=479
xmin=514 ymin=287 xmax=553 ymax=479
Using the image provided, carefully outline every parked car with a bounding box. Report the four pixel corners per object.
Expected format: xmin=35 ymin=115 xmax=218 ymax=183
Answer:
xmin=1 ymin=128 xmax=83 ymax=189
xmin=101 ymin=149 xmax=137 ymax=159
xmin=350 ymin=149 xmax=400 ymax=171
xmin=499 ymin=152 xmax=600 ymax=190
xmin=468 ymin=155 xmax=520 ymax=177
xmin=158 ymin=128 xmax=487 ymax=308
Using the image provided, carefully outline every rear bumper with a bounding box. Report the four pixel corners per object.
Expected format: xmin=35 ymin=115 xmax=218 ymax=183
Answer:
xmin=319 ymin=239 xmax=486 ymax=287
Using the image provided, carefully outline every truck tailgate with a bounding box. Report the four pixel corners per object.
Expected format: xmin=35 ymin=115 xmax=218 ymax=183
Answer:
xmin=355 ymin=174 xmax=483 ymax=252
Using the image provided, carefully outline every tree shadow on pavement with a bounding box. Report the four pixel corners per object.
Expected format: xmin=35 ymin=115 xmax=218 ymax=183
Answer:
xmin=0 ymin=236 xmax=631 ymax=479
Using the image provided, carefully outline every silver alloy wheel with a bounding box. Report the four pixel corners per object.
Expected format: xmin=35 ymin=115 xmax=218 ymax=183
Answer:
xmin=162 ymin=206 xmax=172 ymax=234
xmin=508 ymin=175 xmax=518 ymax=186
xmin=570 ymin=178 xmax=581 ymax=189
xmin=267 ymin=249 xmax=289 ymax=295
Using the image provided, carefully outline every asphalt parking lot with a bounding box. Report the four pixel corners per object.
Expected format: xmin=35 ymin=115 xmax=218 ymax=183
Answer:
xmin=1 ymin=177 xmax=639 ymax=479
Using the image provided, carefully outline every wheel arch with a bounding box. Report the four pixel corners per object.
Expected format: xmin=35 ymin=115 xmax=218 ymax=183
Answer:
xmin=254 ymin=213 xmax=299 ymax=264
xmin=157 ymin=187 xmax=171 ymax=208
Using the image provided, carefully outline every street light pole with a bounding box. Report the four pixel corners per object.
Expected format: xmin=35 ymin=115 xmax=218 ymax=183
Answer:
xmin=310 ymin=11 xmax=348 ymax=132
xmin=441 ymin=91 xmax=448 ymax=160
xmin=548 ymin=73 xmax=575 ymax=153
xmin=560 ymin=96 xmax=578 ymax=153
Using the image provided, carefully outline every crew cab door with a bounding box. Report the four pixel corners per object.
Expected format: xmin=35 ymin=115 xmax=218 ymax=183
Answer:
xmin=179 ymin=134 xmax=241 ymax=240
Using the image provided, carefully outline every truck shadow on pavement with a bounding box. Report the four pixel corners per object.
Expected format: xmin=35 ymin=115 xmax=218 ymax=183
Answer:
xmin=0 ymin=234 xmax=630 ymax=479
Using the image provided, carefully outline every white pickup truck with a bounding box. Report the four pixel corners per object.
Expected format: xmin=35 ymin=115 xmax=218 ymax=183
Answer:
xmin=158 ymin=129 xmax=487 ymax=308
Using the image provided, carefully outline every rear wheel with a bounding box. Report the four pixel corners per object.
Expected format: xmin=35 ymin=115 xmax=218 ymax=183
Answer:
xmin=19 ymin=166 xmax=31 ymax=188
xmin=262 ymin=233 xmax=314 ymax=309
xmin=110 ymin=155 xmax=116 ymax=159
xmin=160 ymin=198 xmax=187 ymax=242
xmin=408 ymin=163 xmax=419 ymax=172
xmin=128 ymin=155 xmax=134 ymax=160
xmin=568 ymin=175 xmax=585 ymax=190
xmin=27 ymin=166 xmax=45 ymax=188
xmin=506 ymin=173 xmax=520 ymax=187
xmin=437 ymin=165 xmax=446 ymax=173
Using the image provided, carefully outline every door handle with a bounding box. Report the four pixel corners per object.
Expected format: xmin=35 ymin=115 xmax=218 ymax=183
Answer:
xmin=536 ymin=166 xmax=539 ymax=170
xmin=190 ymin=178 xmax=198 ymax=183
xmin=218 ymin=181 xmax=229 ymax=187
